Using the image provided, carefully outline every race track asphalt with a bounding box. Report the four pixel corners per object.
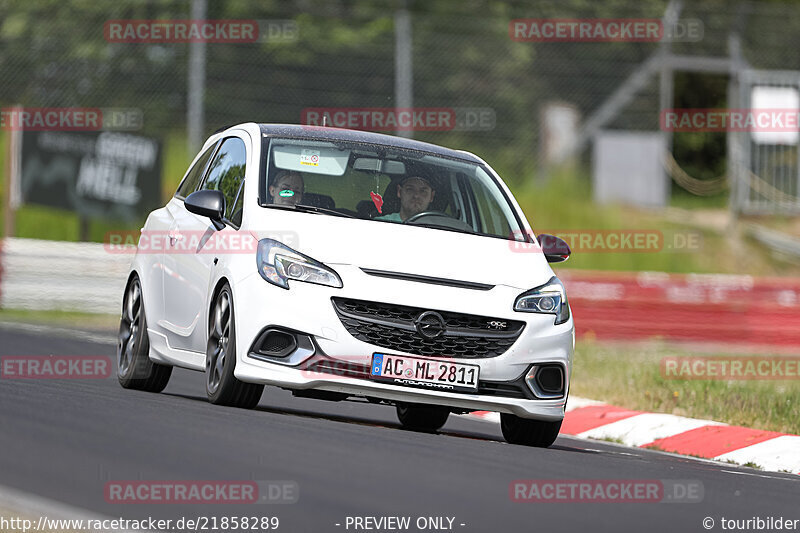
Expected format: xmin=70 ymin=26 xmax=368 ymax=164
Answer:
xmin=1 ymin=325 xmax=798 ymax=533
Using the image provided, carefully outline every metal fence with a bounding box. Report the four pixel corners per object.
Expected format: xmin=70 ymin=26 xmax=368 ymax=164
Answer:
xmin=2 ymin=0 xmax=800 ymax=187
xmin=731 ymin=69 xmax=800 ymax=214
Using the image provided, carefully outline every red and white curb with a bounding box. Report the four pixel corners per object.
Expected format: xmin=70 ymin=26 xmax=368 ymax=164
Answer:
xmin=463 ymin=397 xmax=800 ymax=475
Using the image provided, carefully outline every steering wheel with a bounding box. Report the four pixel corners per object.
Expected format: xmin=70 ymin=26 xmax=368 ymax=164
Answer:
xmin=403 ymin=210 xmax=452 ymax=224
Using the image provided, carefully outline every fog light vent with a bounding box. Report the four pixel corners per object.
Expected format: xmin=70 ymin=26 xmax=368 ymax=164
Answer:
xmin=255 ymin=329 xmax=297 ymax=358
xmin=524 ymin=364 xmax=565 ymax=398
xmin=536 ymin=366 xmax=564 ymax=394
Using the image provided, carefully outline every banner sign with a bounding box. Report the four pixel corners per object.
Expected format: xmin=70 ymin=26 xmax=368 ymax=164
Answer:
xmin=20 ymin=131 xmax=161 ymax=221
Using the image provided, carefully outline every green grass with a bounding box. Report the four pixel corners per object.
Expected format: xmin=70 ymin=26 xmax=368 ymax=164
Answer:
xmin=670 ymin=188 xmax=729 ymax=210
xmin=570 ymin=339 xmax=800 ymax=435
xmin=514 ymin=170 xmax=800 ymax=276
xmin=0 ymin=309 xmax=118 ymax=331
xmin=593 ymin=435 xmax=625 ymax=445
xmin=515 ymin=170 xmax=710 ymax=273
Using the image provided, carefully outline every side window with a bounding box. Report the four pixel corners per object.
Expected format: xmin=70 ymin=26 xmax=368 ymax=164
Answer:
xmin=229 ymin=182 xmax=245 ymax=228
xmin=176 ymin=143 xmax=217 ymax=198
xmin=202 ymin=137 xmax=247 ymax=220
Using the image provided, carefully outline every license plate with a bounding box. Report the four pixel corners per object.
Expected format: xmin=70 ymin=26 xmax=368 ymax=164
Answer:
xmin=370 ymin=353 xmax=479 ymax=392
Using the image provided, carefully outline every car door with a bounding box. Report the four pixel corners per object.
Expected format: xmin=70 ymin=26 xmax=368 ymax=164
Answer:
xmin=146 ymin=142 xmax=217 ymax=336
xmin=163 ymin=135 xmax=249 ymax=353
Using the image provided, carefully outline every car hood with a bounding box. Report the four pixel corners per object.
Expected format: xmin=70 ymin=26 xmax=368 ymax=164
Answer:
xmin=248 ymin=209 xmax=553 ymax=290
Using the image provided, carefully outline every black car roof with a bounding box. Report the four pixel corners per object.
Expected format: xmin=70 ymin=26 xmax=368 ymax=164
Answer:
xmin=255 ymin=123 xmax=482 ymax=163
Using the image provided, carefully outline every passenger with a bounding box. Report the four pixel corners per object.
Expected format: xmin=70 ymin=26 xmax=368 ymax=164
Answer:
xmin=269 ymin=170 xmax=305 ymax=206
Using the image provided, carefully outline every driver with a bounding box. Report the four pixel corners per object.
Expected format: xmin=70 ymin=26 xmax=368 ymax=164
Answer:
xmin=376 ymin=176 xmax=436 ymax=222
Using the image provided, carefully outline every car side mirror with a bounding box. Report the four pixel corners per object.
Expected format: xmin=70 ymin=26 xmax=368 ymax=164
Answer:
xmin=537 ymin=234 xmax=570 ymax=263
xmin=185 ymin=190 xmax=226 ymax=230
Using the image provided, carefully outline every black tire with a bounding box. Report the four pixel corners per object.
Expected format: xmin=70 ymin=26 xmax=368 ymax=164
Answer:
xmin=396 ymin=402 xmax=450 ymax=432
xmin=205 ymin=284 xmax=264 ymax=408
xmin=500 ymin=413 xmax=561 ymax=447
xmin=117 ymin=276 xmax=173 ymax=392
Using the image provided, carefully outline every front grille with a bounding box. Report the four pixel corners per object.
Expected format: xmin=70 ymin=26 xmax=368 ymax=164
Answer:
xmin=331 ymin=297 xmax=524 ymax=359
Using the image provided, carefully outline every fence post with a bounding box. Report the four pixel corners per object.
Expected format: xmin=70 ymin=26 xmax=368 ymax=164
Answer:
xmin=3 ymin=112 xmax=21 ymax=240
xmin=394 ymin=2 xmax=413 ymax=139
xmin=187 ymin=0 xmax=208 ymax=155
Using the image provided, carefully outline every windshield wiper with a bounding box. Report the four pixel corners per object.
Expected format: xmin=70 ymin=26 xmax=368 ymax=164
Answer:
xmin=263 ymin=203 xmax=356 ymax=218
xmin=411 ymin=222 xmax=476 ymax=236
xmin=296 ymin=204 xmax=357 ymax=218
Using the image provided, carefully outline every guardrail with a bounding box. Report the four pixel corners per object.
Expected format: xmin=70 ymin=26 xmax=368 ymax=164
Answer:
xmin=0 ymin=237 xmax=130 ymax=315
xmin=1 ymin=237 xmax=800 ymax=348
xmin=742 ymin=222 xmax=800 ymax=261
xmin=560 ymin=270 xmax=800 ymax=347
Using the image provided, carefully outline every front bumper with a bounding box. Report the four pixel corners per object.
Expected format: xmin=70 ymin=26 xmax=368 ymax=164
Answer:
xmin=236 ymin=353 xmax=567 ymax=420
xmin=231 ymin=264 xmax=574 ymax=421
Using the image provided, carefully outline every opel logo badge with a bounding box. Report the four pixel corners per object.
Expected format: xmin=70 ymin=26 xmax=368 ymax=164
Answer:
xmin=414 ymin=311 xmax=446 ymax=339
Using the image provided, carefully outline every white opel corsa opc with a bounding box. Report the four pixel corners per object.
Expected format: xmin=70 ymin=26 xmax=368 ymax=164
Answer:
xmin=117 ymin=123 xmax=574 ymax=447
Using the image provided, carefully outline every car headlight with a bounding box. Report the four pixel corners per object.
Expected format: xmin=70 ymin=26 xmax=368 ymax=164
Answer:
xmin=514 ymin=276 xmax=570 ymax=325
xmin=256 ymin=238 xmax=342 ymax=290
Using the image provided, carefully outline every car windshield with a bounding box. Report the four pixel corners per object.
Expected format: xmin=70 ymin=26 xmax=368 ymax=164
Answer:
xmin=263 ymin=137 xmax=526 ymax=241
